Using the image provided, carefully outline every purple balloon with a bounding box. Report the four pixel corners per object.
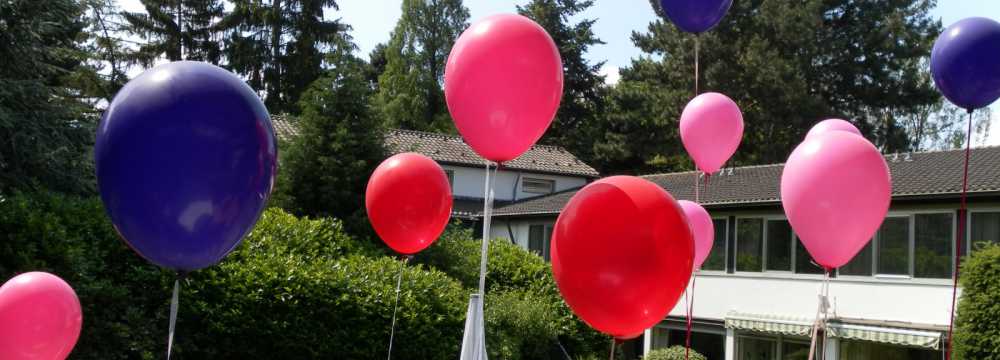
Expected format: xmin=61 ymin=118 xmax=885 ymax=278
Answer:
xmin=95 ymin=61 xmax=277 ymax=271
xmin=930 ymin=17 xmax=1000 ymax=110
xmin=659 ymin=0 xmax=732 ymax=34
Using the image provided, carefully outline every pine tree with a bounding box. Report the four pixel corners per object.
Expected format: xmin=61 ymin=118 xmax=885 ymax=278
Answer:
xmin=518 ymin=0 xmax=608 ymax=161
xmin=374 ymin=0 xmax=469 ymax=132
xmin=221 ymin=0 xmax=348 ymax=114
xmin=121 ymin=0 xmax=225 ymax=66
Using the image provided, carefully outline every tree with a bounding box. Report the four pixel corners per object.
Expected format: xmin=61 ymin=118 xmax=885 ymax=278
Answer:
xmin=0 ymin=0 xmax=96 ymax=194
xmin=374 ymin=0 xmax=469 ymax=132
xmin=518 ymin=0 xmax=608 ymax=162
xmin=594 ymin=0 xmax=942 ymax=175
xmin=222 ymin=0 xmax=349 ymax=114
xmin=69 ymin=0 xmax=136 ymax=105
xmin=121 ymin=0 xmax=225 ymax=66
xmin=278 ymin=52 xmax=386 ymax=224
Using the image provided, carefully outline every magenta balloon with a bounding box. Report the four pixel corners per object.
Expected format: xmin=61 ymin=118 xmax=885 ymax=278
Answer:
xmin=780 ymin=132 xmax=891 ymax=270
xmin=680 ymin=92 xmax=744 ymax=173
xmin=0 ymin=272 xmax=82 ymax=360
xmin=805 ymin=119 xmax=861 ymax=140
xmin=678 ymin=200 xmax=714 ymax=269
xmin=444 ymin=14 xmax=563 ymax=163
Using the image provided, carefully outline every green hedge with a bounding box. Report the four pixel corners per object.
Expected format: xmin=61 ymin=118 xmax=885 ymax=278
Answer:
xmin=644 ymin=346 xmax=707 ymax=360
xmin=954 ymin=243 xmax=1000 ymax=359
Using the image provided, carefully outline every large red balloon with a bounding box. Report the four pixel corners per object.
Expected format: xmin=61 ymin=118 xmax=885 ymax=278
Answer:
xmin=551 ymin=176 xmax=694 ymax=338
xmin=366 ymin=153 xmax=453 ymax=255
xmin=444 ymin=14 xmax=563 ymax=163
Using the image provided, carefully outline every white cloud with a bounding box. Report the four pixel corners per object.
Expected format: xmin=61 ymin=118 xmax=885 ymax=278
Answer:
xmin=599 ymin=64 xmax=620 ymax=86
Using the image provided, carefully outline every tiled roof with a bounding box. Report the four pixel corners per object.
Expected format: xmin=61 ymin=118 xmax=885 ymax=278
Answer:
xmin=385 ymin=129 xmax=599 ymax=178
xmin=270 ymin=114 xmax=599 ymax=178
xmin=493 ymin=146 xmax=1000 ymax=217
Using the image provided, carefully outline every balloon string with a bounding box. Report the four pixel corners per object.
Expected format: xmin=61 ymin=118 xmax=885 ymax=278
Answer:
xmin=694 ymin=171 xmax=700 ymax=203
xmin=387 ymin=256 xmax=411 ymax=360
xmin=946 ymin=110 xmax=973 ymax=360
xmin=477 ymin=163 xmax=497 ymax=296
xmin=685 ymin=273 xmax=697 ymax=360
xmin=694 ymin=35 xmax=700 ymax=96
xmin=167 ymin=273 xmax=184 ymax=360
xmin=807 ymin=270 xmax=831 ymax=360
xmin=608 ymin=338 xmax=616 ymax=360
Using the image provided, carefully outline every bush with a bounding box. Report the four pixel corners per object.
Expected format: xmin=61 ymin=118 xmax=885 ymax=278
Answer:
xmin=644 ymin=346 xmax=707 ymax=360
xmin=417 ymin=226 xmax=606 ymax=359
xmin=954 ymin=243 xmax=1000 ymax=359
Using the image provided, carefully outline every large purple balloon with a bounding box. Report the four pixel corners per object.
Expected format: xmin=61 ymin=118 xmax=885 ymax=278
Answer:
xmin=930 ymin=17 xmax=1000 ymax=110
xmin=659 ymin=0 xmax=732 ymax=34
xmin=95 ymin=61 xmax=277 ymax=271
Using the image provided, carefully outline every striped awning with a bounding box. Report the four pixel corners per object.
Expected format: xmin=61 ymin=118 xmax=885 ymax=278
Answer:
xmin=827 ymin=322 xmax=942 ymax=350
xmin=724 ymin=311 xmax=814 ymax=337
xmin=724 ymin=312 xmax=943 ymax=350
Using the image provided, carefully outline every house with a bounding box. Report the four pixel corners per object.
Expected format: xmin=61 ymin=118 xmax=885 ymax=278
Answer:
xmin=269 ymin=114 xmax=601 ymax=220
xmin=490 ymin=146 xmax=1000 ymax=360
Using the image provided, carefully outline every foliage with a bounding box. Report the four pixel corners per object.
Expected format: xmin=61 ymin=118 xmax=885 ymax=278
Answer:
xmin=954 ymin=243 xmax=1000 ymax=359
xmin=374 ymin=0 xmax=469 ymax=132
xmin=644 ymin=346 xmax=707 ymax=360
xmin=121 ymin=0 xmax=225 ymax=65
xmin=518 ymin=0 xmax=609 ymax=162
xmin=0 ymin=0 xmax=97 ymax=194
xmin=594 ymin=0 xmax=942 ymax=174
xmin=277 ymin=53 xmax=387 ymax=228
xmin=416 ymin=226 xmax=607 ymax=359
xmin=221 ymin=0 xmax=350 ymax=113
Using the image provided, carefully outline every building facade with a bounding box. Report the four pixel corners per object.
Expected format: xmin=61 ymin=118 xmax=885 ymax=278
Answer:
xmin=490 ymin=147 xmax=1000 ymax=360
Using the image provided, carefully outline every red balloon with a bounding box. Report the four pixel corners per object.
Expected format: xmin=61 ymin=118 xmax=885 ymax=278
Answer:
xmin=551 ymin=176 xmax=694 ymax=337
xmin=444 ymin=14 xmax=563 ymax=162
xmin=366 ymin=153 xmax=453 ymax=255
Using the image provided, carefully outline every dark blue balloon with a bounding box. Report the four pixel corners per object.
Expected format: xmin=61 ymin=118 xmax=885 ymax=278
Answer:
xmin=95 ymin=61 xmax=277 ymax=271
xmin=930 ymin=17 xmax=1000 ymax=110
xmin=659 ymin=0 xmax=732 ymax=34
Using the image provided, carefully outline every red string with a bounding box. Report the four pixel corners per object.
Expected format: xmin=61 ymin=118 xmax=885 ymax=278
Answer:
xmin=685 ymin=274 xmax=697 ymax=360
xmin=945 ymin=110 xmax=974 ymax=360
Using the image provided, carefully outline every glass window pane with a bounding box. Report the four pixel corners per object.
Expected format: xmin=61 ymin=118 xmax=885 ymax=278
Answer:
xmin=738 ymin=337 xmax=776 ymax=360
xmin=528 ymin=225 xmax=544 ymax=256
xmin=840 ymin=241 xmax=873 ymax=276
xmin=702 ymin=219 xmax=727 ymax=271
xmin=795 ymin=239 xmax=826 ymax=274
xmin=783 ymin=341 xmax=810 ymax=360
xmin=839 ymin=340 xmax=938 ymax=360
xmin=971 ymin=212 xmax=1000 ymax=253
xmin=877 ymin=217 xmax=910 ymax=275
xmin=651 ymin=327 xmax=670 ymax=349
xmin=543 ymin=225 xmax=553 ymax=261
xmin=766 ymin=220 xmax=792 ymax=271
xmin=915 ymin=213 xmax=953 ymax=278
xmin=737 ymin=218 xmax=764 ymax=272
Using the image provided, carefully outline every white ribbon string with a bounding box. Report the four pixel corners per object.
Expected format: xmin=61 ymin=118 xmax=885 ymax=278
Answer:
xmin=167 ymin=277 xmax=180 ymax=359
xmin=807 ymin=271 xmax=831 ymax=360
xmin=387 ymin=256 xmax=410 ymax=360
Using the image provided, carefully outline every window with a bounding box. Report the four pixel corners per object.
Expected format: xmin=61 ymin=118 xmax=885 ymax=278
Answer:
xmin=702 ymin=218 xmax=727 ymax=271
xmin=737 ymin=218 xmax=764 ymax=272
xmin=766 ymin=220 xmax=793 ymax=271
xmin=795 ymin=239 xmax=825 ymax=274
xmin=522 ymin=177 xmax=555 ymax=194
xmin=658 ymin=328 xmax=725 ymax=360
xmin=970 ymin=211 xmax=1000 ymax=252
xmin=876 ymin=217 xmax=910 ymax=276
xmin=840 ymin=242 xmax=873 ymax=276
xmin=914 ymin=213 xmax=953 ymax=278
xmin=738 ymin=336 xmax=777 ymax=360
xmin=839 ymin=340 xmax=938 ymax=360
xmin=444 ymin=170 xmax=454 ymax=189
xmin=528 ymin=224 xmax=552 ymax=260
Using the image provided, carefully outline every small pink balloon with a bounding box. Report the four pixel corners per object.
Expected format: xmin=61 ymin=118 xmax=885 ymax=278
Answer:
xmin=780 ymin=132 xmax=891 ymax=270
xmin=445 ymin=14 xmax=563 ymax=163
xmin=678 ymin=200 xmax=714 ymax=270
xmin=805 ymin=119 xmax=862 ymax=140
xmin=0 ymin=272 xmax=83 ymax=360
xmin=680 ymin=92 xmax=744 ymax=173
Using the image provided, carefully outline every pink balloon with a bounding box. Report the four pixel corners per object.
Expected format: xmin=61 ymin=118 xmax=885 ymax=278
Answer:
xmin=780 ymin=132 xmax=891 ymax=270
xmin=680 ymin=92 xmax=744 ymax=173
xmin=805 ymin=119 xmax=862 ymax=140
xmin=0 ymin=272 xmax=82 ymax=360
xmin=678 ymin=200 xmax=714 ymax=270
xmin=444 ymin=14 xmax=563 ymax=163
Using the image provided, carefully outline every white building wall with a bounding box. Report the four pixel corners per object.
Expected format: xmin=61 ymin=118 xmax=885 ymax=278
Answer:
xmin=442 ymin=164 xmax=588 ymax=201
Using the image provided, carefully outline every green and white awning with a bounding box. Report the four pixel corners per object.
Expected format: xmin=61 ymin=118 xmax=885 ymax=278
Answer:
xmin=724 ymin=312 xmax=943 ymax=350
xmin=827 ymin=322 xmax=942 ymax=350
xmin=724 ymin=311 xmax=814 ymax=337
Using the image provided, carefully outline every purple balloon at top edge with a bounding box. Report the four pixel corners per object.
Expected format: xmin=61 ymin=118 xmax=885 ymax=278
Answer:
xmin=95 ymin=61 xmax=277 ymax=272
xmin=659 ymin=0 xmax=733 ymax=34
xmin=930 ymin=17 xmax=1000 ymax=110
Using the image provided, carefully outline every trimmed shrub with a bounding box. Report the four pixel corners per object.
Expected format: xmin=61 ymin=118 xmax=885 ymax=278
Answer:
xmin=954 ymin=243 xmax=1000 ymax=359
xmin=644 ymin=346 xmax=707 ymax=360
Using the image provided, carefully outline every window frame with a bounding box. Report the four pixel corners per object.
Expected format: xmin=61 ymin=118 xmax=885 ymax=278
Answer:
xmin=967 ymin=208 xmax=1000 ymax=255
xmin=521 ymin=177 xmax=556 ymax=195
xmin=699 ymin=217 xmax=729 ymax=274
xmin=734 ymin=216 xmax=766 ymax=273
xmin=763 ymin=217 xmax=795 ymax=274
xmin=444 ymin=169 xmax=454 ymax=191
